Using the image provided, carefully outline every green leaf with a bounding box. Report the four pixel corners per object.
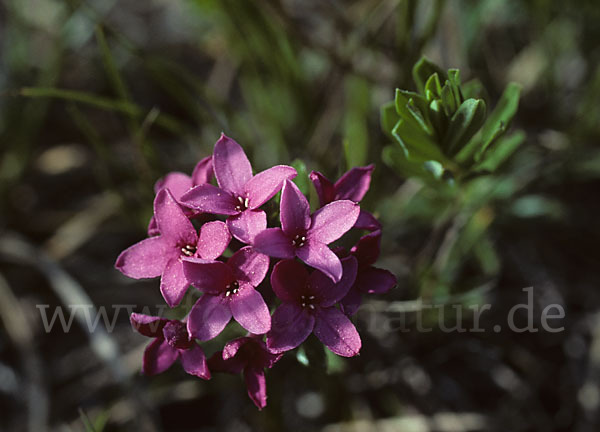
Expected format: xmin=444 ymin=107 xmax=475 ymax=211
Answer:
xmin=79 ymin=408 xmax=98 ymax=432
xmin=461 ymin=78 xmax=486 ymax=100
xmin=296 ymin=347 xmax=310 ymax=366
xmin=395 ymin=89 xmax=422 ymax=120
xmin=296 ymin=336 xmax=327 ymax=371
xmin=424 ymin=160 xmax=455 ymax=185
xmin=21 ymin=87 xmax=139 ymax=115
xmin=428 ymin=99 xmax=447 ymax=137
xmin=480 ymin=82 xmax=521 ymax=150
xmin=423 ymin=160 xmax=444 ymax=178
xmin=343 ymin=75 xmax=370 ymax=168
xmin=440 ymin=82 xmax=457 ymax=116
xmin=407 ymin=97 xmax=434 ymax=136
xmin=447 ymin=69 xmax=463 ymax=107
xmin=510 ymin=195 xmax=565 ymax=220
xmin=444 ymin=98 xmax=487 ymax=156
xmin=438 ymin=207 xmax=496 ymax=284
xmin=95 ymin=26 xmax=130 ymax=102
xmin=382 ymin=145 xmax=430 ymax=181
xmin=424 ymin=72 xmax=442 ymax=101
xmin=392 ymin=118 xmax=446 ymax=163
xmin=473 ymin=234 xmax=501 ymax=275
xmin=20 ymin=87 xmax=184 ymax=134
xmin=447 ymin=69 xmax=461 ymax=88
xmin=412 ymin=56 xmax=446 ymax=94
xmin=474 ymin=131 xmax=525 ymax=172
xmin=395 ymin=89 xmax=436 ymax=139
xmin=381 ymin=101 xmax=400 ymax=137
xmin=324 ymin=348 xmax=346 ymax=373
xmin=67 ymin=104 xmax=114 ymax=191
xmin=474 ymin=124 xmax=506 ymax=162
xmin=343 ymin=137 xmax=367 ymax=170
xmin=290 ymin=158 xmax=310 ymax=196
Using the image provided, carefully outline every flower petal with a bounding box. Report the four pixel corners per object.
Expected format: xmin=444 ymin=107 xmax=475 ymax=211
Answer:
xmin=308 ymin=199 xmax=359 ymax=245
xmin=162 ymin=320 xmax=192 ymax=349
xmin=179 ymin=344 xmax=211 ymax=379
xmin=227 ymin=246 xmax=269 ymax=287
xmin=180 ymin=183 xmax=238 ymax=215
xmin=333 ymin=164 xmax=374 ymax=202
xmin=226 ymin=210 xmax=267 ymax=244
xmin=280 ymin=179 xmax=311 ymax=236
xmin=351 ymin=230 xmax=381 ymax=266
xmin=191 ymin=155 xmax=213 ymax=185
xmin=309 ymin=256 xmax=357 ymax=307
xmin=230 ymin=283 xmax=271 ymax=335
xmin=130 ymin=313 xmax=168 ymax=338
xmin=244 ymin=367 xmax=268 ymax=410
xmin=355 ymin=267 xmax=396 ymax=294
xmin=222 ymin=336 xmax=281 ymax=369
xmin=245 ymin=165 xmax=297 ymax=209
xmin=309 ymin=171 xmax=336 ymax=207
xmin=207 ymin=350 xmax=245 ymax=374
xmin=354 ymin=209 xmax=381 ymax=231
xmin=142 ymin=339 xmax=179 ymax=375
xmin=197 ymin=221 xmax=231 ymax=260
xmin=182 ymin=258 xmax=233 ymax=294
xmin=160 ymin=257 xmax=190 ymax=307
xmin=187 ymin=295 xmax=232 ymax=341
xmin=115 ymin=236 xmax=171 ymax=279
xmin=222 ymin=336 xmax=253 ymax=360
xmin=154 ymin=189 xmax=197 ymax=245
xmin=253 ymin=228 xmax=295 ymax=259
xmin=339 ymin=286 xmax=363 ymax=316
xmin=313 ymin=307 xmax=361 ymax=357
xmin=147 ymin=216 xmax=160 ymax=237
xmin=270 ymin=259 xmax=309 ymax=303
xmin=266 ymin=303 xmax=315 ymax=353
xmin=296 ymin=240 xmax=343 ymax=282
xmin=154 ymin=172 xmax=193 ymax=199
xmin=213 ymin=134 xmax=253 ymax=195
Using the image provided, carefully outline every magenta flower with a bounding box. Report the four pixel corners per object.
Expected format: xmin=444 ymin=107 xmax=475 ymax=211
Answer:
xmin=309 ymin=164 xmax=380 ymax=231
xmin=208 ymin=335 xmax=282 ymax=410
xmin=183 ymin=247 xmax=271 ymax=340
xmin=148 ymin=156 xmax=213 ymax=236
xmin=130 ymin=313 xmax=210 ymax=379
xmin=266 ymin=257 xmax=361 ymax=357
xmin=181 ymin=134 xmax=297 ymax=244
xmin=339 ymin=230 xmax=397 ymax=315
xmin=253 ymin=179 xmax=359 ymax=282
xmin=115 ymin=189 xmax=231 ymax=307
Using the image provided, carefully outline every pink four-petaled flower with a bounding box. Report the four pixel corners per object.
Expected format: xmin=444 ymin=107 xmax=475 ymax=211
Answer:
xmin=254 ymin=180 xmax=360 ymax=282
xmin=115 ymin=188 xmax=231 ymax=307
xmin=183 ymin=247 xmax=271 ymax=340
xmin=266 ymin=257 xmax=361 ymax=357
xmin=181 ymin=134 xmax=296 ymax=244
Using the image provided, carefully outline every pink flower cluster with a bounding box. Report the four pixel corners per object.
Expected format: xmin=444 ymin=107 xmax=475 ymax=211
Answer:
xmin=116 ymin=134 xmax=396 ymax=409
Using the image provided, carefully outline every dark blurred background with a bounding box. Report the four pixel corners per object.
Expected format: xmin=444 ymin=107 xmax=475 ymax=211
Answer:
xmin=1 ymin=0 xmax=600 ymax=431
